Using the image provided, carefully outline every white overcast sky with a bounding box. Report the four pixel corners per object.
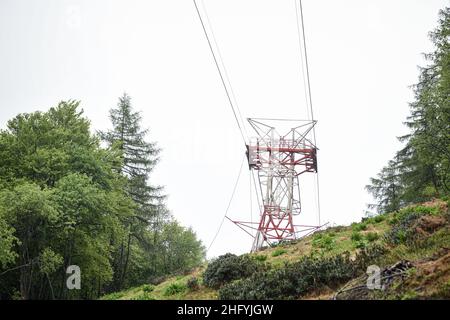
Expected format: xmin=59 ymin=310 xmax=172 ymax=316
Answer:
xmin=0 ymin=0 xmax=447 ymax=258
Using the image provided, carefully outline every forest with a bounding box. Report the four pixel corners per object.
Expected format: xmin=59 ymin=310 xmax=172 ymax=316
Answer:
xmin=0 ymin=94 xmax=205 ymax=299
xmin=366 ymin=8 xmax=449 ymax=215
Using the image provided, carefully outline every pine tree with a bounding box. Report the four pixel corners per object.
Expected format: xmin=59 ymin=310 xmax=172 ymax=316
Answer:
xmin=100 ymin=93 xmax=166 ymax=289
xmin=366 ymin=8 xmax=449 ymax=212
xmin=366 ymin=157 xmax=403 ymax=214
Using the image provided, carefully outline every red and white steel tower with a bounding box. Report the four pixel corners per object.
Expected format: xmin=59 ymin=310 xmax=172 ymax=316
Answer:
xmin=229 ymin=118 xmax=320 ymax=252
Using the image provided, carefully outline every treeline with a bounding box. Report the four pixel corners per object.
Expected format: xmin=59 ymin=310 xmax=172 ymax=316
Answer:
xmin=366 ymin=8 xmax=449 ymax=213
xmin=0 ymin=94 xmax=205 ymax=299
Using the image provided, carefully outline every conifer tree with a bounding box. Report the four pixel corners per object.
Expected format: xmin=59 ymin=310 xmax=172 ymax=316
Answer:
xmin=101 ymin=93 xmax=166 ymax=289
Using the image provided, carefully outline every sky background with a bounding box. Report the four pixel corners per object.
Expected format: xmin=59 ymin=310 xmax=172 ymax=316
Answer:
xmin=0 ymin=0 xmax=447 ymax=258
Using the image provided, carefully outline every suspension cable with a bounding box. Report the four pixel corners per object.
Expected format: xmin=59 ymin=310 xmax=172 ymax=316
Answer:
xmin=193 ymin=0 xmax=247 ymax=145
xmin=295 ymin=0 xmax=321 ymax=225
xmin=200 ymin=0 xmax=249 ymax=140
xmin=206 ymin=154 xmax=246 ymax=253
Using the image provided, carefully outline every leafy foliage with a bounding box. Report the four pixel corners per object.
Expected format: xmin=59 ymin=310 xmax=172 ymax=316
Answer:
xmin=203 ymin=253 xmax=265 ymax=289
xmin=164 ymin=282 xmax=187 ymax=296
xmin=366 ymin=232 xmax=380 ymax=242
xmin=142 ymin=284 xmax=155 ymax=293
xmin=352 ymin=222 xmax=368 ymax=232
xmin=385 ymin=207 xmax=426 ymax=245
xmin=0 ymin=99 xmax=204 ymax=299
xmin=312 ymin=233 xmax=336 ymax=252
xmin=218 ymin=240 xmax=390 ymax=300
xmin=219 ymin=253 xmax=357 ymax=300
xmin=366 ymin=8 xmax=450 ymax=212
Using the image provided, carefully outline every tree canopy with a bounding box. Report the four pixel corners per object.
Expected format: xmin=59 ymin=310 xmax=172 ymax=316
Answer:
xmin=366 ymin=8 xmax=450 ymax=213
xmin=0 ymin=99 xmax=204 ymax=299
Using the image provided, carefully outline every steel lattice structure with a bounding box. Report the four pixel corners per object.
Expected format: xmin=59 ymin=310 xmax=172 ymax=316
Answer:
xmin=229 ymin=118 xmax=322 ymax=252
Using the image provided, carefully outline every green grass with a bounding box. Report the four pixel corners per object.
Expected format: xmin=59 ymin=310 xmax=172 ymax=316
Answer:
xmin=271 ymin=248 xmax=287 ymax=257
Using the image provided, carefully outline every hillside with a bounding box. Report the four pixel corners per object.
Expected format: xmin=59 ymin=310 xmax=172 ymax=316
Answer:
xmin=101 ymin=199 xmax=450 ymax=300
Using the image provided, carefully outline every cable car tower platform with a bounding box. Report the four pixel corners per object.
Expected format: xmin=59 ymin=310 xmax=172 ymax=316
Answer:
xmin=227 ymin=118 xmax=322 ymax=252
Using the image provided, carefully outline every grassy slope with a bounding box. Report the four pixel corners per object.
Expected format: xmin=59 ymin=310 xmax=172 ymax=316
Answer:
xmin=102 ymin=199 xmax=449 ymax=300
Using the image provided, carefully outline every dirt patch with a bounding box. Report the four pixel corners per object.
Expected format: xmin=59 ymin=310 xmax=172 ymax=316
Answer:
xmin=421 ymin=199 xmax=448 ymax=212
xmin=413 ymin=215 xmax=447 ymax=238
xmin=416 ymin=248 xmax=450 ymax=281
xmin=302 ymin=287 xmax=335 ymax=300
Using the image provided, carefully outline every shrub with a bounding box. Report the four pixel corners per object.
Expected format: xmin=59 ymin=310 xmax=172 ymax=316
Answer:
xmin=219 ymin=253 xmax=356 ymax=300
xmin=352 ymin=222 xmax=367 ymax=232
xmin=312 ymin=233 xmax=335 ymax=251
xmin=142 ymin=284 xmax=155 ymax=293
xmin=203 ymin=253 xmax=265 ymax=289
xmin=254 ymin=254 xmax=267 ymax=262
xmin=271 ymin=248 xmax=287 ymax=257
xmin=353 ymin=243 xmax=387 ymax=272
xmin=186 ymin=277 xmax=199 ymax=291
xmin=164 ymin=282 xmax=186 ymax=296
xmin=351 ymin=231 xmax=362 ymax=242
xmin=366 ymin=232 xmax=379 ymax=242
xmin=373 ymin=215 xmax=385 ymax=223
xmin=354 ymin=240 xmax=367 ymax=249
xmin=351 ymin=231 xmax=368 ymax=249
xmin=219 ymin=244 xmax=388 ymax=300
xmin=385 ymin=210 xmax=424 ymax=245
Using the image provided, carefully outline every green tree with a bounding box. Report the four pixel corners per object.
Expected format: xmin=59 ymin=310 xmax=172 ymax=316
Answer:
xmin=366 ymin=157 xmax=403 ymax=213
xmin=0 ymin=101 xmax=133 ymax=299
xmin=100 ymin=93 xmax=166 ymax=289
xmin=158 ymin=221 xmax=205 ymax=274
xmin=367 ymin=8 xmax=450 ymax=212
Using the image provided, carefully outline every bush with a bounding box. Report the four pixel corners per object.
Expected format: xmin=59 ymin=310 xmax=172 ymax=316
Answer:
xmin=271 ymin=248 xmax=287 ymax=257
xmin=186 ymin=277 xmax=199 ymax=291
xmin=366 ymin=232 xmax=379 ymax=242
xmin=219 ymin=253 xmax=356 ymax=300
xmin=351 ymin=231 xmax=368 ymax=249
xmin=164 ymin=282 xmax=186 ymax=296
xmin=218 ymin=243 xmax=389 ymax=300
xmin=373 ymin=215 xmax=385 ymax=223
xmin=312 ymin=233 xmax=335 ymax=252
xmin=352 ymin=222 xmax=368 ymax=232
xmin=203 ymin=253 xmax=265 ymax=289
xmin=142 ymin=284 xmax=154 ymax=293
xmin=351 ymin=231 xmax=362 ymax=242
xmin=385 ymin=209 xmax=424 ymax=245
xmin=353 ymin=243 xmax=387 ymax=272
xmin=354 ymin=240 xmax=367 ymax=249
xmin=254 ymin=254 xmax=267 ymax=262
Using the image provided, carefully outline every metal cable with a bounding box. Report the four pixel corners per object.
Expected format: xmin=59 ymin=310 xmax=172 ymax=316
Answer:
xmin=193 ymin=0 xmax=247 ymax=145
xmin=200 ymin=0 xmax=249 ymax=140
xmin=206 ymin=154 xmax=246 ymax=253
xmin=295 ymin=0 xmax=322 ymax=225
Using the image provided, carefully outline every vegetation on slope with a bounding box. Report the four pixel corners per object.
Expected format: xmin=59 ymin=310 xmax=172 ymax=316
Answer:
xmin=104 ymin=199 xmax=449 ymax=300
